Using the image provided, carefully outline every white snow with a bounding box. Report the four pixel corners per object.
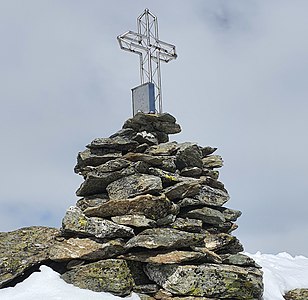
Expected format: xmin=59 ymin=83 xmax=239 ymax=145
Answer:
xmin=0 ymin=252 xmax=307 ymax=300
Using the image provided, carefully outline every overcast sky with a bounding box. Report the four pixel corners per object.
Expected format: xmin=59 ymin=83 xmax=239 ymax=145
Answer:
xmin=0 ymin=0 xmax=307 ymax=256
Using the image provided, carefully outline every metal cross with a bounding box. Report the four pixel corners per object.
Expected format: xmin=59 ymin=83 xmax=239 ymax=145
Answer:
xmin=117 ymin=8 xmax=177 ymax=114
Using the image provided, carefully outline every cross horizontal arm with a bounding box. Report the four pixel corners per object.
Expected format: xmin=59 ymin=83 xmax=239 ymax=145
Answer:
xmin=117 ymin=31 xmax=177 ymax=62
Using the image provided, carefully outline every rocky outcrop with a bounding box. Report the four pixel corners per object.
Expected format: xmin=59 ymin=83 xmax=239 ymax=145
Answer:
xmin=284 ymin=289 xmax=308 ymax=300
xmin=0 ymin=112 xmax=264 ymax=299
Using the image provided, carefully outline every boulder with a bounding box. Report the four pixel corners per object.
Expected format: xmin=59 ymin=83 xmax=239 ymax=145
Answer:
xmin=84 ymin=194 xmax=176 ymax=220
xmin=144 ymin=263 xmax=263 ymax=299
xmin=61 ymin=259 xmax=134 ymax=296
xmin=0 ymin=226 xmax=59 ymax=287
xmin=126 ymin=228 xmax=205 ymax=250
xmin=50 ymin=238 xmax=125 ymax=261
xmin=284 ymin=289 xmax=308 ymax=300
xmin=61 ymin=206 xmax=134 ymax=239
xmin=107 ymin=174 xmax=163 ymax=199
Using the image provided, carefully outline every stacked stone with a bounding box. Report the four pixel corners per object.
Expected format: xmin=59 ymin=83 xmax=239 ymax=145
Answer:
xmin=58 ymin=112 xmax=263 ymax=300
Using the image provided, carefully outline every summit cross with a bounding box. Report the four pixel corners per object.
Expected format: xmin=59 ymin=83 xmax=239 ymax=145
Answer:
xmin=117 ymin=8 xmax=177 ymax=114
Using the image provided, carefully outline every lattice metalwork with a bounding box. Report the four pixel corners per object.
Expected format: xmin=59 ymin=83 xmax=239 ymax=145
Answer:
xmin=117 ymin=8 xmax=177 ymax=114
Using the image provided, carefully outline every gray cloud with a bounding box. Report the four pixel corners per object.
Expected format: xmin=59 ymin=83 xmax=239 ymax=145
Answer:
xmin=0 ymin=0 xmax=307 ymax=256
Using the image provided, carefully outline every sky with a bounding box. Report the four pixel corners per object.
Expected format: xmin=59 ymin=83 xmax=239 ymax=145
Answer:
xmin=1 ymin=252 xmax=308 ymax=300
xmin=0 ymin=0 xmax=307 ymax=256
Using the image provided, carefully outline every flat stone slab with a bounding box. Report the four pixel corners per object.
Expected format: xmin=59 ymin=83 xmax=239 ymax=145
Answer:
xmin=125 ymin=228 xmax=205 ymax=250
xmin=50 ymin=238 xmax=125 ymax=261
xmin=107 ymin=174 xmax=163 ymax=199
xmin=202 ymin=155 xmax=224 ymax=168
xmin=183 ymin=207 xmax=226 ymax=226
xmin=284 ymin=288 xmax=308 ymax=300
xmin=84 ymin=194 xmax=177 ymax=220
xmin=144 ymin=263 xmax=263 ymax=299
xmin=0 ymin=226 xmax=59 ymax=288
xmin=120 ymin=250 xmax=206 ymax=264
xmin=62 ymin=206 xmax=134 ymax=239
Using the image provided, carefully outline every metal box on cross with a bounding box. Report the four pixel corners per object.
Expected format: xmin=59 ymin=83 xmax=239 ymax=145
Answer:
xmin=132 ymin=82 xmax=155 ymax=116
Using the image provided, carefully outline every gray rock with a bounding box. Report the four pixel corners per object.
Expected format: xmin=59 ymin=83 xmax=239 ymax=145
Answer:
xmin=76 ymin=194 xmax=109 ymax=211
xmin=194 ymin=185 xmax=230 ymax=206
xmin=190 ymin=246 xmax=222 ymax=264
xmin=164 ymin=180 xmax=200 ymax=200
xmin=183 ymin=207 xmax=226 ymax=226
xmin=171 ymin=218 xmax=203 ymax=233
xmin=201 ymin=168 xmax=219 ymax=179
xmin=111 ymin=215 xmax=156 ymax=228
xmin=160 ymin=156 xmax=177 ymax=173
xmin=61 ymin=259 xmax=134 ymax=296
xmin=221 ymin=253 xmax=260 ymax=268
xmin=0 ymin=226 xmax=59 ymax=288
xmin=202 ymin=155 xmax=224 ymax=169
xmin=74 ymin=149 xmax=122 ymax=173
xmin=221 ymin=207 xmax=242 ymax=222
xmin=153 ymin=289 xmax=218 ymax=300
xmin=109 ymin=128 xmax=136 ymax=139
xmin=107 ymin=174 xmax=163 ymax=199
xmin=145 ymin=142 xmax=178 ymax=156
xmin=200 ymin=146 xmax=217 ymax=157
xmin=84 ymin=194 xmax=177 ymax=220
xmin=124 ymin=152 xmax=163 ymax=166
xmin=61 ymin=206 xmax=134 ymax=239
xmin=144 ymin=263 xmax=263 ymax=299
xmin=175 ymin=143 xmax=203 ymax=170
xmin=201 ymin=176 xmax=225 ymax=191
xmin=133 ymin=131 xmax=158 ymax=145
xmin=180 ymin=167 xmax=202 ymax=177
xmin=50 ymin=238 xmax=125 ymax=261
xmin=76 ymin=166 xmax=135 ymax=197
xmin=120 ymin=250 xmax=206 ymax=264
xmin=284 ymin=289 xmax=308 ymax=300
xmin=148 ymin=167 xmax=182 ymax=185
xmin=156 ymin=214 xmax=177 ymax=226
xmin=126 ymin=228 xmax=205 ymax=250
xmin=203 ymin=232 xmax=244 ymax=254
xmin=87 ymin=136 xmax=139 ymax=153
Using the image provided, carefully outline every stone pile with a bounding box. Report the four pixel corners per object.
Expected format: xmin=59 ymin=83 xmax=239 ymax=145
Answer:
xmin=57 ymin=112 xmax=263 ymax=299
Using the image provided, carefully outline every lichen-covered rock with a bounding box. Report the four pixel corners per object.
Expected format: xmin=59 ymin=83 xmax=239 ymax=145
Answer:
xmin=120 ymin=250 xmax=206 ymax=264
xmin=0 ymin=226 xmax=59 ymax=287
xmin=148 ymin=167 xmax=182 ymax=185
xmin=87 ymin=136 xmax=139 ymax=153
xmin=74 ymin=149 xmax=122 ymax=173
xmin=180 ymin=167 xmax=202 ymax=177
xmin=144 ymin=263 xmax=263 ymax=299
xmin=183 ymin=207 xmax=226 ymax=226
xmin=284 ymin=289 xmax=308 ymax=300
xmin=202 ymin=155 xmax=224 ymax=169
xmin=61 ymin=259 xmax=134 ymax=296
xmin=146 ymin=141 xmax=178 ymax=156
xmin=203 ymin=232 xmax=244 ymax=254
xmin=194 ymin=185 xmax=230 ymax=206
xmin=175 ymin=143 xmax=203 ymax=170
xmin=111 ymin=215 xmax=156 ymax=228
xmin=84 ymin=194 xmax=177 ymax=220
xmin=124 ymin=152 xmax=164 ymax=166
xmin=107 ymin=174 xmax=163 ymax=199
xmin=126 ymin=228 xmax=205 ymax=250
xmin=76 ymin=166 xmax=135 ymax=197
xmin=61 ymin=206 xmax=134 ymax=239
xmin=76 ymin=194 xmax=109 ymax=211
xmin=220 ymin=207 xmax=242 ymax=222
xmin=50 ymin=238 xmax=125 ymax=261
xmin=171 ymin=218 xmax=203 ymax=233
xmin=220 ymin=253 xmax=260 ymax=268
xmin=164 ymin=181 xmax=200 ymax=200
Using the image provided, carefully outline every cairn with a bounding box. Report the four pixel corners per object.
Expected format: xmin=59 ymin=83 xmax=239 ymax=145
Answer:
xmin=54 ymin=112 xmax=263 ymax=299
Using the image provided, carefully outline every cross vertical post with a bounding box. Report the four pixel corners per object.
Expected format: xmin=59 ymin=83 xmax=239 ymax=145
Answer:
xmin=117 ymin=8 xmax=177 ymax=114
